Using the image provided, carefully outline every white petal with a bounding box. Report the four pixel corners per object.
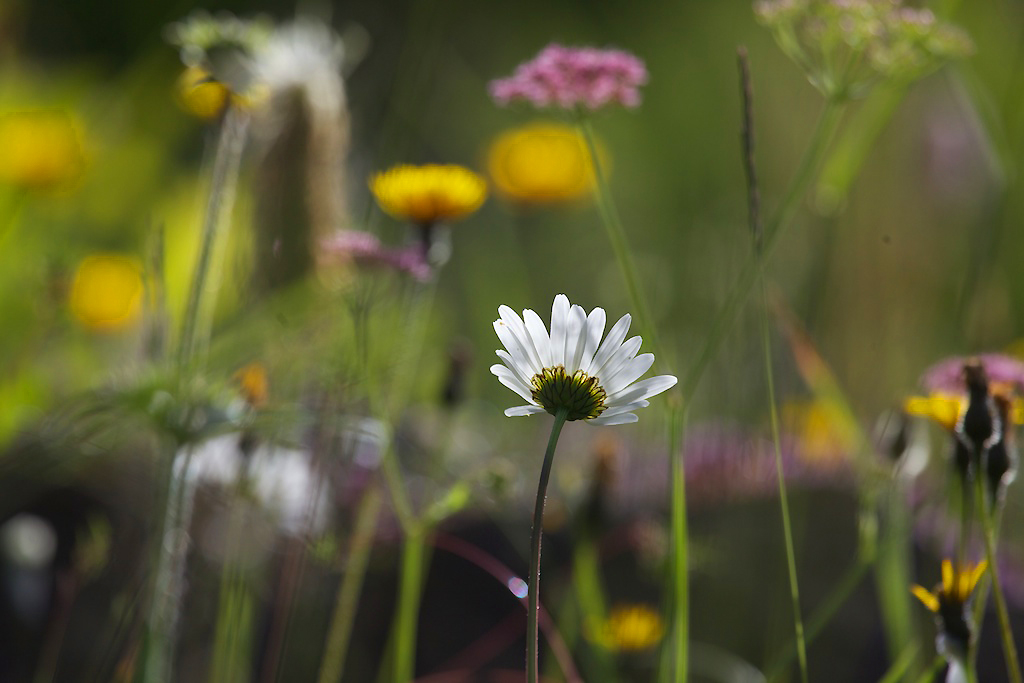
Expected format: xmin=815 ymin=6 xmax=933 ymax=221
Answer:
xmin=495 ymin=350 xmax=532 ymax=386
xmin=505 ymin=405 xmax=547 ymax=417
xmin=549 ymin=295 xmax=570 ymax=367
xmin=565 ymin=304 xmax=588 ymax=373
xmin=602 ymin=353 xmax=655 ymax=396
xmin=588 ymin=314 xmax=631 ymax=379
xmin=523 ymin=308 xmax=552 ymax=367
xmin=598 ymin=399 xmax=649 ymax=418
xmin=494 ymin=319 xmax=538 ymax=377
xmin=607 ymin=374 xmax=678 ymax=405
xmin=587 ymin=412 xmax=640 ymax=426
xmin=499 ymin=305 xmax=543 ymax=373
xmin=593 ymin=336 xmax=643 ymax=386
xmin=491 ymin=364 xmax=534 ymax=402
xmin=579 ymin=307 xmax=606 ymax=373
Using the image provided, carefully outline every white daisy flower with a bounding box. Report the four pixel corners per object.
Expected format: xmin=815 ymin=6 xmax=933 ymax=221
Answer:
xmin=491 ymin=294 xmax=677 ymax=425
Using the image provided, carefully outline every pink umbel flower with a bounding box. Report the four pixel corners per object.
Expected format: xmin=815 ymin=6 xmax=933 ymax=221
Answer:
xmin=489 ymin=44 xmax=648 ymax=111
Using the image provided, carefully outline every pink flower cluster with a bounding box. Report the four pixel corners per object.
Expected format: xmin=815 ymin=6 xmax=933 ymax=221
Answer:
xmin=319 ymin=230 xmax=432 ymax=282
xmin=489 ymin=43 xmax=648 ymax=111
xmin=920 ymin=353 xmax=1024 ymax=393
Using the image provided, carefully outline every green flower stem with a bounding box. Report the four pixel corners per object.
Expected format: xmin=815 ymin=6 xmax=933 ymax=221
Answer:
xmin=177 ymin=105 xmax=250 ymax=371
xmin=875 ymin=480 xmax=914 ymax=679
xmin=963 ymin=656 xmax=980 ymax=683
xmin=975 ymin=473 xmax=1023 ymax=683
xmin=528 ymin=408 xmax=570 ymax=683
xmin=571 ymin=538 xmax=615 ymax=683
xmin=679 ymin=97 xmax=845 ymax=403
xmin=574 ymin=114 xmax=667 ymax=368
xmin=913 ymin=656 xmax=946 ymax=683
xmin=668 ymin=401 xmax=689 ymax=683
xmin=758 ymin=275 xmax=808 ymax=683
xmin=765 ymin=554 xmax=870 ymax=680
xmin=393 ymin=523 xmax=427 ymax=683
xmin=876 ymin=643 xmax=920 ymax=683
xmin=573 ymin=109 xmax=686 ymax=683
xmin=318 ymin=485 xmax=383 ymax=683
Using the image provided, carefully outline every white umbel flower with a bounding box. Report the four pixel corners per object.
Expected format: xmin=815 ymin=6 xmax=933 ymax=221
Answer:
xmin=491 ymin=294 xmax=677 ymax=425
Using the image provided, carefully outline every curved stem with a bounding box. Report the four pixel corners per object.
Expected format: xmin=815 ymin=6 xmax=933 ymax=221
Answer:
xmin=766 ymin=555 xmax=870 ymax=680
xmin=976 ymin=474 xmax=1023 ymax=683
xmin=528 ymin=408 xmax=570 ymax=683
xmin=759 ymin=275 xmax=808 ymax=683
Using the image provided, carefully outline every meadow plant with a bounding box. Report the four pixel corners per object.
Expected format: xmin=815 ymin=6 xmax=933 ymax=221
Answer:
xmin=491 ymin=294 xmax=676 ymax=683
xmin=754 ymin=0 xmax=973 ymax=100
xmin=2 ymin=3 xmax=1018 ymax=683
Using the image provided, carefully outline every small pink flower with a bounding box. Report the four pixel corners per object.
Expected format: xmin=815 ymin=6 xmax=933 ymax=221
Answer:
xmin=489 ymin=43 xmax=648 ymax=111
xmin=319 ymin=230 xmax=432 ymax=282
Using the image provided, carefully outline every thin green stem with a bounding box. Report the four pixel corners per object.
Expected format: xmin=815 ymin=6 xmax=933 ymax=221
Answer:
xmin=574 ymin=115 xmax=667 ymax=368
xmin=876 ymin=643 xmax=919 ymax=683
xmin=571 ymin=537 xmax=615 ymax=683
xmin=528 ymin=408 xmax=570 ymax=683
xmin=669 ymin=402 xmax=689 ymax=683
xmin=976 ymin=474 xmax=1023 ymax=683
xmin=913 ymin=656 xmax=946 ymax=683
xmin=964 ymin=657 xmax=980 ymax=683
xmin=766 ymin=555 xmax=870 ymax=680
xmin=318 ymin=486 xmax=383 ymax=683
xmin=209 ymin=501 xmax=254 ymax=683
xmin=393 ymin=524 xmax=427 ymax=683
xmin=758 ymin=275 xmax=808 ymax=683
xmin=679 ymin=98 xmax=845 ymax=403
xmin=177 ymin=105 xmax=250 ymax=371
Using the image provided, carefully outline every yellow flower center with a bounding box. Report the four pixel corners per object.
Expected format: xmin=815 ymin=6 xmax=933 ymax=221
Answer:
xmin=530 ymin=365 xmax=607 ymax=421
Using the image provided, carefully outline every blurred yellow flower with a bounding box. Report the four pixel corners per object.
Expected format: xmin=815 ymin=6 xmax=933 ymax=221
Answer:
xmin=235 ymin=363 xmax=269 ymax=408
xmin=69 ymin=254 xmax=144 ymax=332
xmin=904 ymin=390 xmax=1024 ymax=431
xmin=904 ymin=392 xmax=965 ymax=431
xmin=369 ymin=164 xmax=487 ymax=225
xmin=783 ymin=399 xmax=858 ymax=465
xmin=0 ymin=111 xmax=86 ymax=191
xmin=587 ymin=604 xmax=665 ymax=652
xmin=487 ymin=122 xmax=598 ymax=203
xmin=912 ymin=558 xmax=987 ymax=614
xmin=175 ymin=66 xmax=231 ymax=120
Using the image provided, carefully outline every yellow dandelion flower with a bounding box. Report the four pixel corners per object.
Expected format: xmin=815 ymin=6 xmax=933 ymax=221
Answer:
xmin=0 ymin=110 xmax=86 ymax=191
xmin=487 ymin=122 xmax=601 ymax=204
xmin=904 ymin=390 xmax=1024 ymax=432
xmin=904 ymin=392 xmax=966 ymax=432
xmin=911 ymin=558 xmax=987 ymax=614
xmin=369 ymin=164 xmax=487 ymax=225
xmin=68 ymin=254 xmax=144 ymax=332
xmin=175 ymin=66 xmax=231 ymax=120
xmin=588 ymin=604 xmax=665 ymax=652
xmin=911 ymin=558 xmax=987 ymax=658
